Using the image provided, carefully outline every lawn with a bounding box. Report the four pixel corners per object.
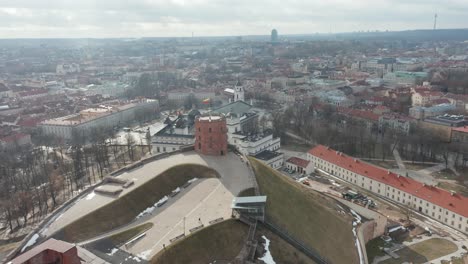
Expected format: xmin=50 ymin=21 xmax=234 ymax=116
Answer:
xmin=108 ymin=222 xmax=153 ymax=246
xmin=151 ymin=219 xmax=248 ymax=264
xmin=237 ymin=187 xmax=256 ymax=197
xmin=365 ymin=237 xmax=387 ymax=263
xmin=380 ymin=238 xmax=458 ymax=264
xmin=403 ymin=162 xmax=435 ymax=171
xmin=249 ymin=158 xmax=359 ymax=264
xmin=256 ymin=225 xmax=316 ymax=264
xmin=432 ymin=168 xmax=458 ymax=179
xmin=55 ymin=164 xmax=219 ymax=242
xmin=366 ymin=160 xmax=398 ymax=169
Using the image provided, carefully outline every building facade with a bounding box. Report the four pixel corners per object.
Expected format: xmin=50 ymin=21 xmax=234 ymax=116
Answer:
xmin=195 ymin=115 xmax=228 ymax=156
xmin=307 ymin=145 xmax=468 ymax=234
xmin=40 ymin=100 xmax=159 ymax=141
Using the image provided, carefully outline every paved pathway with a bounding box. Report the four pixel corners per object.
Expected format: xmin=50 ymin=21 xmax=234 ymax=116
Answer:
xmin=392 ymin=146 xmax=406 ymax=170
xmin=417 ymin=163 xmax=446 ymax=175
xmin=44 ymin=151 xmax=253 ymax=261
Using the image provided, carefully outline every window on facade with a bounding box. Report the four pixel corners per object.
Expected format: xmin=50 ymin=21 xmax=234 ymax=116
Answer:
xmin=209 ymin=128 xmax=211 ymax=133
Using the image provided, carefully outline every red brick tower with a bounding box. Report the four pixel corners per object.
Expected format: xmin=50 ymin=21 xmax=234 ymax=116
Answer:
xmin=195 ymin=115 xmax=228 ymax=156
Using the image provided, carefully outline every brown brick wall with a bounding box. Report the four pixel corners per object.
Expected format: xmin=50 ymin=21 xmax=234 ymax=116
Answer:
xmin=194 ymin=116 xmax=228 ymax=156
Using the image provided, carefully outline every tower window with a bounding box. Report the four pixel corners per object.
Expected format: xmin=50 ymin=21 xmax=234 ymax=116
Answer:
xmin=209 ymin=128 xmax=212 ymax=133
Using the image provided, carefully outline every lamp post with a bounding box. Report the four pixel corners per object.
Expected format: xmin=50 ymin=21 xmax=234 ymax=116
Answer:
xmin=183 ymin=217 xmax=186 ymax=235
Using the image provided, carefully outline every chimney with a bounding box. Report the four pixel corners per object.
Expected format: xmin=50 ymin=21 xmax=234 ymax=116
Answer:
xmin=451 ymin=190 xmax=456 ymax=196
xmin=397 ymin=174 xmax=401 ymax=178
xmin=387 ymin=170 xmax=391 ymax=175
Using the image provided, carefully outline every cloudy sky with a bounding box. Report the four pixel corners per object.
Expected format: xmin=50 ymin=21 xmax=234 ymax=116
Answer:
xmin=0 ymin=0 xmax=467 ymax=38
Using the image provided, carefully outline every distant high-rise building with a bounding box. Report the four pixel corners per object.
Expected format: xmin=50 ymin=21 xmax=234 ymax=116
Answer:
xmin=271 ymin=29 xmax=278 ymax=42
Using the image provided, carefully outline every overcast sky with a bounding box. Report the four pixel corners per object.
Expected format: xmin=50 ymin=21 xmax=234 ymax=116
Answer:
xmin=0 ymin=0 xmax=467 ymax=38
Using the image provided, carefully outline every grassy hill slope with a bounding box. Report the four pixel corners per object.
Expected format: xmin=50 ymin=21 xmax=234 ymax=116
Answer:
xmin=55 ymin=164 xmax=219 ymax=242
xmin=250 ymin=158 xmax=359 ymax=264
xmin=151 ymin=219 xmax=248 ymax=264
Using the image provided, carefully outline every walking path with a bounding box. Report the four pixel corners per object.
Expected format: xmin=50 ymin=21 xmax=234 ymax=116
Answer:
xmin=417 ymin=163 xmax=446 ymax=175
xmin=392 ymin=145 xmax=405 ymax=170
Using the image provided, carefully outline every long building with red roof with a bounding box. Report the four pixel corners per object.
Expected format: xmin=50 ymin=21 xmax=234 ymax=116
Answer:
xmin=307 ymin=145 xmax=468 ymax=234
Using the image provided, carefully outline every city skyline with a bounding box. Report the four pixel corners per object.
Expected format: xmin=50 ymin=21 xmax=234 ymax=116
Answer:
xmin=0 ymin=0 xmax=468 ymax=38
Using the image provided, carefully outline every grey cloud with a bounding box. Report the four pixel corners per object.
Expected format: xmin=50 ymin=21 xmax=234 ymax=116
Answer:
xmin=0 ymin=0 xmax=467 ymax=38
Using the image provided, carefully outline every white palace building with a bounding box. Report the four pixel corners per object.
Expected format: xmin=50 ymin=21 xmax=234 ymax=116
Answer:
xmin=307 ymin=145 xmax=468 ymax=234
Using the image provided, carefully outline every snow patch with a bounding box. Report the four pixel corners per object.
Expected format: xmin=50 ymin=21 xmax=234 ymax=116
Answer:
xmin=135 ymin=196 xmax=168 ymax=219
xmin=85 ymin=192 xmax=96 ymax=200
xmin=137 ymin=250 xmax=152 ymax=260
xmin=188 ymin=177 xmax=198 ymax=183
xmin=107 ymin=248 xmax=119 ymax=256
xmin=350 ymin=210 xmax=365 ymax=264
xmin=54 ymin=213 xmax=64 ymax=222
xmin=258 ymin=235 xmax=276 ymax=264
xmin=350 ymin=209 xmax=361 ymax=224
xmin=21 ymin=233 xmax=39 ymax=252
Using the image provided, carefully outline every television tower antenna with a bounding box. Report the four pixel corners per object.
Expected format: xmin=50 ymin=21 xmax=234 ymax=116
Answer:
xmin=433 ymin=13 xmax=437 ymax=30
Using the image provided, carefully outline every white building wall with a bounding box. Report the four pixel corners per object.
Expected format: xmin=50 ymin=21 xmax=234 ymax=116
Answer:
xmin=308 ymin=154 xmax=468 ymax=233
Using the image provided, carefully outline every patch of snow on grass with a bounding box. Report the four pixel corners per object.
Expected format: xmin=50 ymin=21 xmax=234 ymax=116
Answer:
xmin=350 ymin=209 xmax=361 ymax=224
xmin=137 ymin=250 xmax=152 ymax=260
xmin=107 ymin=248 xmax=118 ymax=256
xmin=350 ymin=210 xmax=365 ymax=264
xmin=54 ymin=213 xmax=64 ymax=222
xmin=85 ymin=191 xmax=96 ymax=200
xmin=258 ymin=235 xmax=276 ymax=264
xmin=188 ymin=177 xmax=198 ymax=183
xmin=21 ymin=233 xmax=39 ymax=252
xmin=135 ymin=195 xmax=169 ymax=219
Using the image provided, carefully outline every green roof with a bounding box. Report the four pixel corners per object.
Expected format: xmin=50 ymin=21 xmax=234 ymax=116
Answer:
xmin=211 ymin=101 xmax=252 ymax=116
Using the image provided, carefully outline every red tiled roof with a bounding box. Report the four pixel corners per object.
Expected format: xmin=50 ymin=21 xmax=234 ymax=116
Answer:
xmin=338 ymin=107 xmax=380 ymax=121
xmin=431 ymin=98 xmax=451 ymax=105
xmin=11 ymin=238 xmax=75 ymax=264
xmin=452 ymin=126 xmax=468 ymax=134
xmin=0 ymin=133 xmax=29 ymax=143
xmin=17 ymin=117 xmax=44 ymax=128
xmin=18 ymin=89 xmax=48 ymax=97
xmin=308 ymin=145 xmax=468 ymax=217
xmin=286 ymin=157 xmax=310 ymax=168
